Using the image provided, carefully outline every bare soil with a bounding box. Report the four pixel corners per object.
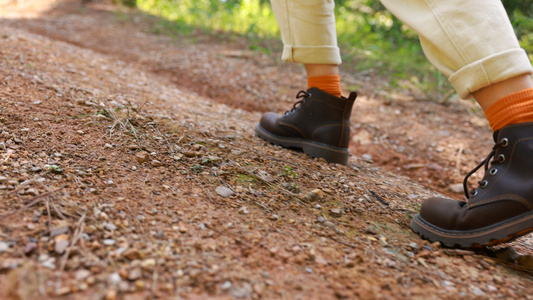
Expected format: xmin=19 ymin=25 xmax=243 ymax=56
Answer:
xmin=0 ymin=1 xmax=532 ymax=299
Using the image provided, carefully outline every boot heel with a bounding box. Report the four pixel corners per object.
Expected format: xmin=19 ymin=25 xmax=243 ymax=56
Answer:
xmin=255 ymin=124 xmax=350 ymax=164
xmin=301 ymin=143 xmax=349 ymax=165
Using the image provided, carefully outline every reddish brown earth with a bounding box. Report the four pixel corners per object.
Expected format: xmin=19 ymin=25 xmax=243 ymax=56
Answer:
xmin=0 ymin=1 xmax=532 ymax=299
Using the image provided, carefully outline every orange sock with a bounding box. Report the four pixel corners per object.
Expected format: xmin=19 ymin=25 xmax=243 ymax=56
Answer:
xmin=307 ymin=75 xmax=342 ymax=98
xmin=485 ymin=88 xmax=533 ymax=131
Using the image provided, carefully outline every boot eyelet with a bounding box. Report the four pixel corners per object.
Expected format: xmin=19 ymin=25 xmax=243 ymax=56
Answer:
xmin=471 ymin=190 xmax=478 ymax=197
xmin=489 ymin=168 xmax=498 ymax=175
xmin=480 ymin=180 xmax=488 ymax=188
xmin=500 ymin=138 xmax=509 ymax=147
xmin=497 ymin=154 xmax=505 ymax=163
xmin=307 ymin=93 xmax=312 ymax=98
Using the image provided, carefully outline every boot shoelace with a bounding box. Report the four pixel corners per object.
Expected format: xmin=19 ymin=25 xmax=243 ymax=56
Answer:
xmin=463 ymin=137 xmax=509 ymax=199
xmin=285 ymin=90 xmax=311 ymax=116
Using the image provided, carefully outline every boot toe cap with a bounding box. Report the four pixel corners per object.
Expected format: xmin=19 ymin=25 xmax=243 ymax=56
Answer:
xmin=259 ymin=112 xmax=282 ymax=133
xmin=419 ymin=197 xmax=465 ymax=230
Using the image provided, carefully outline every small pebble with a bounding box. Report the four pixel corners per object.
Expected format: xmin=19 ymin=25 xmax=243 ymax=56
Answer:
xmin=472 ymin=287 xmax=484 ymax=296
xmin=141 ymin=258 xmax=156 ymax=270
xmin=75 ymin=269 xmax=91 ymax=281
xmin=50 ymin=226 xmax=69 ymax=237
xmin=135 ymin=152 xmax=149 ymax=163
xmin=109 ymin=272 xmax=122 ymax=285
xmin=449 ymin=183 xmax=464 ymax=194
xmin=104 ymin=223 xmax=117 ymax=231
xmin=487 ymin=285 xmax=498 ymax=292
xmin=135 ymin=280 xmax=145 ymax=291
xmin=330 ymin=208 xmax=342 ymax=217
xmin=105 ymin=290 xmax=117 ymax=300
xmin=55 ymin=240 xmax=69 ymax=254
xmin=24 ymin=242 xmax=37 ymax=255
xmin=128 ymin=267 xmax=142 ymax=281
xmin=221 ymin=281 xmax=232 ymax=290
xmin=0 ymin=241 xmax=9 ymax=253
xmin=123 ymin=248 xmax=141 ymax=260
xmin=362 ymin=154 xmax=373 ymax=161
xmin=38 ymin=254 xmax=50 ymax=262
xmin=324 ymin=221 xmax=336 ymax=228
xmin=215 ymin=186 xmax=235 ymax=197
xmin=25 ymin=188 xmax=39 ymax=196
xmin=55 ymin=287 xmax=71 ymax=296
xmin=42 ymin=260 xmax=56 ymax=270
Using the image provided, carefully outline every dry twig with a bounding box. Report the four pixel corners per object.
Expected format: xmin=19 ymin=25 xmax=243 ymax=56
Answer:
xmin=0 ymin=186 xmax=66 ymax=221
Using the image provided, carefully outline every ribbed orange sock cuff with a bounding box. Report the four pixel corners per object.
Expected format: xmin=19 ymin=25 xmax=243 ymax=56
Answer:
xmin=307 ymin=75 xmax=342 ymax=98
xmin=485 ymin=88 xmax=533 ymax=131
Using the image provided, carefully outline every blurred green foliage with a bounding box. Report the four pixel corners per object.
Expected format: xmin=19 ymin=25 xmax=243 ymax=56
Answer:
xmin=137 ymin=0 xmax=533 ymax=102
xmin=503 ymin=0 xmax=533 ymax=60
xmin=114 ymin=0 xmax=137 ymax=7
xmin=138 ymin=0 xmax=278 ymax=37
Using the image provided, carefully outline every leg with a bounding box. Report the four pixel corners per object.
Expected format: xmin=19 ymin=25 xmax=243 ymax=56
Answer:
xmin=381 ymin=0 xmax=533 ymax=100
xmin=474 ymin=74 xmax=533 ymax=111
xmin=381 ymin=0 xmax=533 ymax=247
xmin=305 ymin=64 xmax=342 ymax=97
xmin=255 ymin=0 xmax=356 ymax=164
xmin=270 ymin=0 xmax=340 ymax=65
xmin=271 ymin=0 xmax=342 ymax=95
xmin=304 ymin=64 xmax=339 ymax=77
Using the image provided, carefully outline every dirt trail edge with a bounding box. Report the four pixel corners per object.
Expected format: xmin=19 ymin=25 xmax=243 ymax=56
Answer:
xmin=1 ymin=1 xmax=532 ymax=299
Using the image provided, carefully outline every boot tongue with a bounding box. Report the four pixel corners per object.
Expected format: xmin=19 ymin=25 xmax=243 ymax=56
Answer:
xmin=345 ymin=91 xmax=358 ymax=102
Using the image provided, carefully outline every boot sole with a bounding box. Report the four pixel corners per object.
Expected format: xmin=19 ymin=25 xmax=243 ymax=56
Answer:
xmin=254 ymin=124 xmax=349 ymax=165
xmin=410 ymin=212 xmax=533 ymax=248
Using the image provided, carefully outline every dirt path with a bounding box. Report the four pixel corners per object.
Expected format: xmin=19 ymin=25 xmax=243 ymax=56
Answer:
xmin=0 ymin=1 xmax=532 ymax=299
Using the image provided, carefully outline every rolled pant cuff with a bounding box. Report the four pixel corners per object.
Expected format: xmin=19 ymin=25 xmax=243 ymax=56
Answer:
xmin=450 ymin=48 xmax=533 ymax=99
xmin=281 ymin=45 xmax=342 ymax=65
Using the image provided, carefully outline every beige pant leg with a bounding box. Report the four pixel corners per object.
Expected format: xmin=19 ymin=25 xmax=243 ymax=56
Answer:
xmin=270 ymin=0 xmax=341 ymax=65
xmin=381 ymin=0 xmax=533 ymax=98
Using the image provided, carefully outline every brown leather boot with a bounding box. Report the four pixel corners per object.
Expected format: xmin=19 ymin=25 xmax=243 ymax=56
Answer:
xmin=255 ymin=88 xmax=357 ymax=165
xmin=411 ymin=122 xmax=533 ymax=248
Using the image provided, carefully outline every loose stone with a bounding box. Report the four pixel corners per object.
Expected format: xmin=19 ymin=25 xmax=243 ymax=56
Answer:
xmin=103 ymin=239 xmax=116 ymax=246
xmin=215 ymin=186 xmax=235 ymax=197
xmin=0 ymin=242 xmax=9 ymax=253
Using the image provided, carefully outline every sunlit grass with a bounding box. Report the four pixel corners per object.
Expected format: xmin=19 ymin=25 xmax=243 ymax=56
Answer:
xmin=138 ymin=0 xmax=279 ymax=38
